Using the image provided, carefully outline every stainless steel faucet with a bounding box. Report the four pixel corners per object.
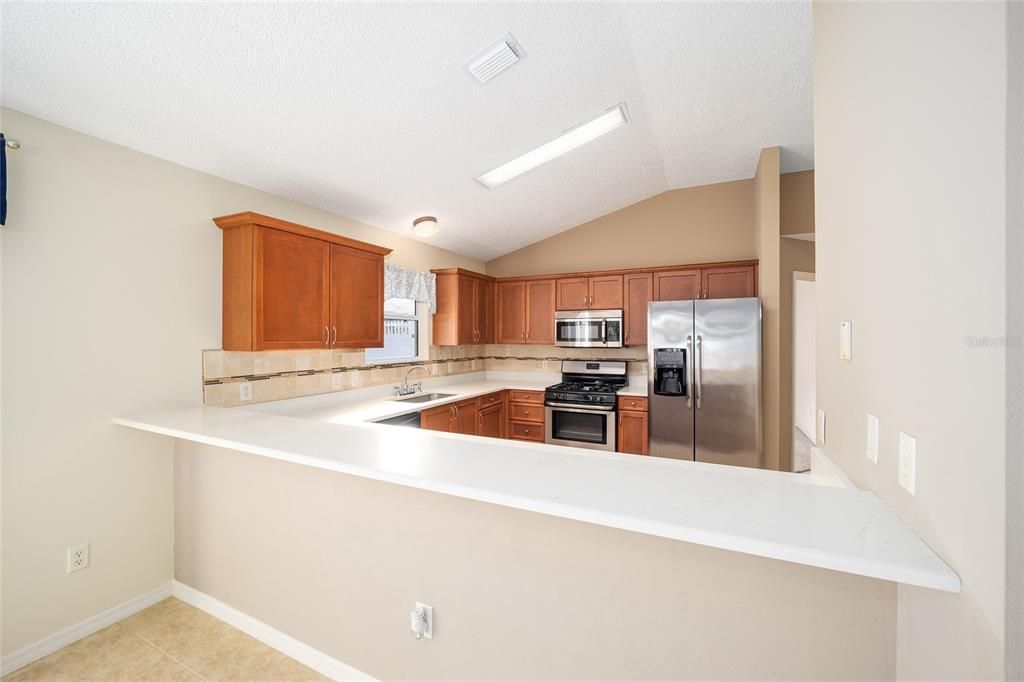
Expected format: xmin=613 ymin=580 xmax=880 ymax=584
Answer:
xmin=394 ymin=365 xmax=431 ymax=396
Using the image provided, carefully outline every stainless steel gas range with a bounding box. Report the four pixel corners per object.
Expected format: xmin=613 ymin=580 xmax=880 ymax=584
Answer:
xmin=544 ymin=360 xmax=627 ymax=452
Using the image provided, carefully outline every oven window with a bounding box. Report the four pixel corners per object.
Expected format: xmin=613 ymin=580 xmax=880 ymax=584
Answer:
xmin=556 ymin=320 xmax=603 ymax=344
xmin=551 ymin=409 xmax=608 ymax=445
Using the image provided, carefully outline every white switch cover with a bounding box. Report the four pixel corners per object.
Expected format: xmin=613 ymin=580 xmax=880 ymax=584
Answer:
xmin=239 ymin=382 xmax=253 ymax=401
xmin=866 ymin=414 xmax=880 ymax=463
xmin=840 ymin=321 xmax=853 ymax=361
xmin=816 ymin=409 xmax=827 ymax=445
xmin=898 ymin=432 xmax=917 ymax=495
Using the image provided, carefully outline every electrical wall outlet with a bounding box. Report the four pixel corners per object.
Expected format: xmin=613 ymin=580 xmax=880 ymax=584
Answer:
xmin=67 ymin=543 xmax=90 ymax=573
xmin=411 ymin=602 xmax=433 ymax=640
xmin=866 ymin=414 xmax=880 ymax=464
xmin=898 ymin=432 xmax=917 ymax=495
xmin=840 ymin=321 xmax=853 ymax=361
xmin=239 ymin=382 xmax=253 ymax=401
xmin=332 ymin=372 xmax=342 ymax=390
xmin=816 ymin=409 xmax=827 ymax=445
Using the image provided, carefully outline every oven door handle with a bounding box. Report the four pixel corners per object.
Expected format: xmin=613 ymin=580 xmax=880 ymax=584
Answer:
xmin=544 ymin=402 xmax=616 ymax=412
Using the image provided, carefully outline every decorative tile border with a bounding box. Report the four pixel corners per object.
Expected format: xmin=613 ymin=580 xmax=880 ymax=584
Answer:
xmin=202 ymin=345 xmax=648 ymax=407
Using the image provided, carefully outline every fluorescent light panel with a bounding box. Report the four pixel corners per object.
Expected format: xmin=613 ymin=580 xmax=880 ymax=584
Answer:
xmin=476 ymin=104 xmax=628 ymax=189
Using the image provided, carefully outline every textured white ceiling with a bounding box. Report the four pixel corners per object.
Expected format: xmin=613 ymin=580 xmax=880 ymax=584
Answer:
xmin=1 ymin=2 xmax=812 ymax=261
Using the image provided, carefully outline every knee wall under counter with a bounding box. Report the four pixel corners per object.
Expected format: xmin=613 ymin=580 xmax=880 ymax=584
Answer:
xmin=174 ymin=440 xmax=896 ymax=680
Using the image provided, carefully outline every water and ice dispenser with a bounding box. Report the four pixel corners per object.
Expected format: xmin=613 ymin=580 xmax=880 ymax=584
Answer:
xmin=653 ymin=347 xmax=687 ymax=397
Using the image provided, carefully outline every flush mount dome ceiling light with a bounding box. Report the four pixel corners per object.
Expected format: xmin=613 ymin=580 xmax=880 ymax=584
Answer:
xmin=475 ymin=103 xmax=629 ymax=189
xmin=412 ymin=216 xmax=439 ymax=237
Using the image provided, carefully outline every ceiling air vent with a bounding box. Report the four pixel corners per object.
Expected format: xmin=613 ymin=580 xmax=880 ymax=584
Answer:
xmin=467 ymin=36 xmax=521 ymax=84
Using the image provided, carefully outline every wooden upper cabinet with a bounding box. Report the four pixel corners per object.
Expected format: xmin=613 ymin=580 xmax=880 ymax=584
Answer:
xmin=623 ymin=273 xmax=653 ymax=347
xmin=432 ymin=270 xmax=495 ymax=346
xmin=555 ymin=278 xmax=589 ymax=310
xmin=497 ymin=281 xmax=527 ymax=343
xmin=525 ymin=279 xmax=555 ymax=344
xmin=254 ymin=227 xmax=331 ymax=350
xmin=654 ymin=269 xmax=702 ymax=302
xmin=215 ymin=212 xmax=391 ymax=352
xmin=589 ymin=275 xmax=623 ymax=309
xmin=479 ymin=279 xmax=496 ymax=344
xmin=330 ymin=244 xmax=385 ymax=348
xmin=702 ymin=265 xmax=757 ymax=300
xmin=555 ymin=275 xmax=623 ymax=310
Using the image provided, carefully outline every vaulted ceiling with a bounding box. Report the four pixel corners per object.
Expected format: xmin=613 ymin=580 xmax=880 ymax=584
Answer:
xmin=1 ymin=2 xmax=812 ymax=261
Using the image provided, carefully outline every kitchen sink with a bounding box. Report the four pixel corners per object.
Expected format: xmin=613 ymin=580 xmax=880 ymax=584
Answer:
xmin=392 ymin=392 xmax=455 ymax=403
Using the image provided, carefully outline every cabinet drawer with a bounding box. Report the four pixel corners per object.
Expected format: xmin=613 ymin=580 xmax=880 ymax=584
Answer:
xmin=508 ymin=389 xmax=544 ymax=404
xmin=509 ymin=421 xmax=544 ymax=442
xmin=618 ymin=396 xmax=649 ymax=412
xmin=509 ymin=402 xmax=543 ymax=423
xmin=478 ymin=391 xmax=504 ymax=407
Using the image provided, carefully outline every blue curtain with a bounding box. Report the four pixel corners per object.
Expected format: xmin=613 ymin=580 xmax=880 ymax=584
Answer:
xmin=0 ymin=133 xmax=6 ymax=225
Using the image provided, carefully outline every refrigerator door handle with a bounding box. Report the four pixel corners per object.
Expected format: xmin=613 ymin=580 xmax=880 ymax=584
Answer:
xmin=686 ymin=334 xmax=694 ymax=409
xmin=696 ymin=334 xmax=703 ymax=409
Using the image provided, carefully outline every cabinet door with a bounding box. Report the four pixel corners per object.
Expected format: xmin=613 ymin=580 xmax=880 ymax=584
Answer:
xmin=555 ymin=278 xmax=589 ymax=310
xmin=589 ymin=275 xmax=624 ymax=309
xmin=617 ymin=410 xmax=649 ymax=455
xmin=702 ymin=265 xmax=757 ymax=299
xmin=526 ymin=279 xmax=556 ymax=344
xmin=421 ymin=405 xmax=454 ymax=432
xmin=457 ymin=275 xmax=476 ymax=344
xmin=477 ymin=402 xmax=504 ymax=438
xmin=654 ymin=269 xmax=701 ymax=301
xmin=497 ymin=281 xmax=527 ymax=343
xmin=454 ymin=399 xmax=479 ymax=435
xmin=330 ymin=244 xmax=385 ymax=348
xmin=623 ymin=273 xmax=653 ymax=347
xmin=255 ymin=227 xmax=331 ymax=350
xmin=480 ymin=279 xmax=496 ymax=344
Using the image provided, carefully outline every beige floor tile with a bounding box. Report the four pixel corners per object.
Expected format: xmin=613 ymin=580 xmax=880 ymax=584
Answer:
xmin=119 ymin=598 xmax=327 ymax=682
xmin=4 ymin=624 xmax=198 ymax=682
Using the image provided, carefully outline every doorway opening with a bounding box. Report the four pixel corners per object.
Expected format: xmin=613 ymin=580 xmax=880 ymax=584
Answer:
xmin=792 ymin=272 xmax=816 ymax=472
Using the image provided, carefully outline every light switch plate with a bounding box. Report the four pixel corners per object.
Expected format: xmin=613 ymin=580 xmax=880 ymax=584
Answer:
xmin=816 ymin=409 xmax=827 ymax=445
xmin=840 ymin=321 xmax=853 ymax=361
xmin=866 ymin=414 xmax=880 ymax=463
xmin=898 ymin=432 xmax=917 ymax=495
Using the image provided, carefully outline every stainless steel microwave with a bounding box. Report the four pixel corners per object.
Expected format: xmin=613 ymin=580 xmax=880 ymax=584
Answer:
xmin=554 ymin=310 xmax=623 ymax=348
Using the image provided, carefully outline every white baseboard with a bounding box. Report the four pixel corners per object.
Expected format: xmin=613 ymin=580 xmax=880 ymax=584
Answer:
xmin=171 ymin=580 xmax=374 ymax=681
xmin=0 ymin=581 xmax=173 ymax=676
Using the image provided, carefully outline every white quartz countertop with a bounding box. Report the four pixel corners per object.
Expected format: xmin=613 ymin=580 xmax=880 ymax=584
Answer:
xmin=114 ymin=372 xmax=959 ymax=593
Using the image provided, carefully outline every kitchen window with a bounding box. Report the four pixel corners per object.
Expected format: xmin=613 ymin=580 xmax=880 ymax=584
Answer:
xmin=365 ymin=298 xmax=427 ymax=363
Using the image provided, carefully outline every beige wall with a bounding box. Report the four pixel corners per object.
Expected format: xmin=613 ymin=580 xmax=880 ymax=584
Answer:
xmin=175 ymin=440 xmax=896 ymax=680
xmin=779 ymin=239 xmax=815 ymax=471
xmin=814 ymin=3 xmax=1008 ymax=678
xmin=0 ymin=109 xmax=482 ymax=656
xmin=484 ymin=180 xmax=756 ymax=277
xmin=755 ymin=148 xmax=782 ymax=471
xmin=780 ymin=169 xmax=815 ymax=236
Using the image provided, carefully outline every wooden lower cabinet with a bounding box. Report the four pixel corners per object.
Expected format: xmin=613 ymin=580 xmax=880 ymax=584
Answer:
xmin=421 ymin=403 xmax=456 ymax=432
xmin=478 ymin=400 xmax=505 ymax=439
xmin=507 ymin=389 xmax=545 ymax=442
xmin=453 ymin=398 xmax=479 ymax=435
xmin=617 ymin=396 xmax=649 ymax=455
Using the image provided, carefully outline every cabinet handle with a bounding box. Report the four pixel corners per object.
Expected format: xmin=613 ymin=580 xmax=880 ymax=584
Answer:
xmin=331 ymin=326 xmax=337 ymax=346
xmin=624 ymin=329 xmax=630 ymax=342
xmin=523 ymin=410 xmax=529 ymax=415
xmin=323 ymin=326 xmax=329 ymax=347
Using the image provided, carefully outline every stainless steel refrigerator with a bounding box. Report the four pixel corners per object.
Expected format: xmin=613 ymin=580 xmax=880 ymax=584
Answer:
xmin=647 ymin=297 xmax=762 ymax=468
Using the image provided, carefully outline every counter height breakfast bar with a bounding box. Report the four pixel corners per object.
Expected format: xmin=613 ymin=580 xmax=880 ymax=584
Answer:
xmin=115 ymin=372 xmax=959 ymax=594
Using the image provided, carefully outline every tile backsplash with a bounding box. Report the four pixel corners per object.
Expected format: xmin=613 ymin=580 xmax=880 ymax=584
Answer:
xmin=202 ymin=344 xmax=647 ymax=407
